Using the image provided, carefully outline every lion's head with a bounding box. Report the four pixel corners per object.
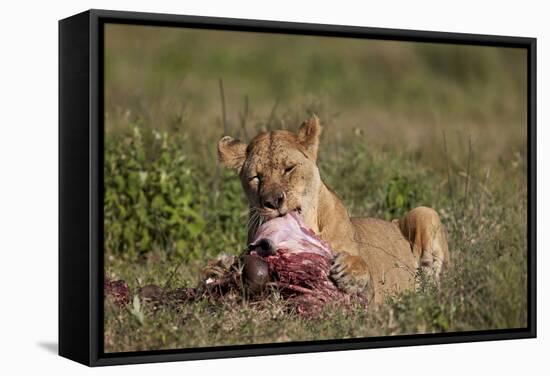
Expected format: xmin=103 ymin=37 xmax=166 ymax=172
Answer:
xmin=218 ymin=115 xmax=323 ymax=234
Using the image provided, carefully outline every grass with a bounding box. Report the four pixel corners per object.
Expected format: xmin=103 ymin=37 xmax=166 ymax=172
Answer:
xmin=103 ymin=24 xmax=528 ymax=353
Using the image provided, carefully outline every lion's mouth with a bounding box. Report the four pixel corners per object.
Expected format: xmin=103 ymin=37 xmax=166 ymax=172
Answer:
xmin=251 ymin=207 xmax=303 ymax=241
xmin=260 ymin=206 xmax=301 ymax=221
xmin=277 ymin=207 xmax=301 ymax=218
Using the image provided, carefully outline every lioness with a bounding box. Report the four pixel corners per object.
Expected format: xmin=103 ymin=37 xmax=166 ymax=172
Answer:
xmin=218 ymin=115 xmax=450 ymax=303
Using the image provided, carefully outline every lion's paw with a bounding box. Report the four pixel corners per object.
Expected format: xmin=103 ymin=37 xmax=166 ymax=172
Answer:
xmin=330 ymin=251 xmax=372 ymax=296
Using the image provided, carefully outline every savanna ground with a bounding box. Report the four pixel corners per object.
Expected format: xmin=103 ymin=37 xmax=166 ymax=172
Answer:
xmin=103 ymin=24 xmax=528 ymax=352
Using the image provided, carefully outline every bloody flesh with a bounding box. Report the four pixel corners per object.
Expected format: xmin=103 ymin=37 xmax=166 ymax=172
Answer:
xmin=105 ymin=212 xmax=368 ymax=316
xmin=247 ymin=212 xmax=347 ymax=314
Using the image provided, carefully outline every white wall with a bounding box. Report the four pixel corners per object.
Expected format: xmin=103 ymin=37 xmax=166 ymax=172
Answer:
xmin=0 ymin=0 xmax=547 ymax=374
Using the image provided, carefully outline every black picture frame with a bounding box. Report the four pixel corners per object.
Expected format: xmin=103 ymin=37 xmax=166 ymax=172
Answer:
xmin=59 ymin=8 xmax=537 ymax=367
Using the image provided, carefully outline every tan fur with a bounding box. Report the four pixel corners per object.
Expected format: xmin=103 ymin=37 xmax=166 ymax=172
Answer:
xmin=218 ymin=115 xmax=450 ymax=303
xmin=394 ymin=207 xmax=451 ymax=281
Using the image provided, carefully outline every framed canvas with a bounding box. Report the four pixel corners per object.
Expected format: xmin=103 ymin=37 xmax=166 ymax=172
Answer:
xmin=59 ymin=9 xmax=536 ymax=366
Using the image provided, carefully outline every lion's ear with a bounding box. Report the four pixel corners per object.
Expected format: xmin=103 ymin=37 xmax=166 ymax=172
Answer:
xmin=297 ymin=114 xmax=322 ymax=160
xmin=218 ymin=136 xmax=247 ymax=172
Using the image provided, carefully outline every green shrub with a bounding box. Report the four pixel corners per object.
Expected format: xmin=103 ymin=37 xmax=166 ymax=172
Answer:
xmin=104 ymin=126 xmax=248 ymax=261
xmin=384 ymin=175 xmax=431 ymax=219
xmin=104 ymin=126 xmax=207 ymax=259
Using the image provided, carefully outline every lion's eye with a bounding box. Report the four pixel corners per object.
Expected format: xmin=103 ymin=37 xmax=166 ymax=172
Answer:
xmin=248 ymin=175 xmax=260 ymax=183
xmin=284 ymin=165 xmax=296 ymax=174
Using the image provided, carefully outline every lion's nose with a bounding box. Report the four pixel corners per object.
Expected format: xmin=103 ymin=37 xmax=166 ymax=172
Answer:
xmin=261 ymin=190 xmax=285 ymax=210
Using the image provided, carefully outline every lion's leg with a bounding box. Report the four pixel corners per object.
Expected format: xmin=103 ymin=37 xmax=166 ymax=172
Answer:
xmin=394 ymin=206 xmax=450 ymax=283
